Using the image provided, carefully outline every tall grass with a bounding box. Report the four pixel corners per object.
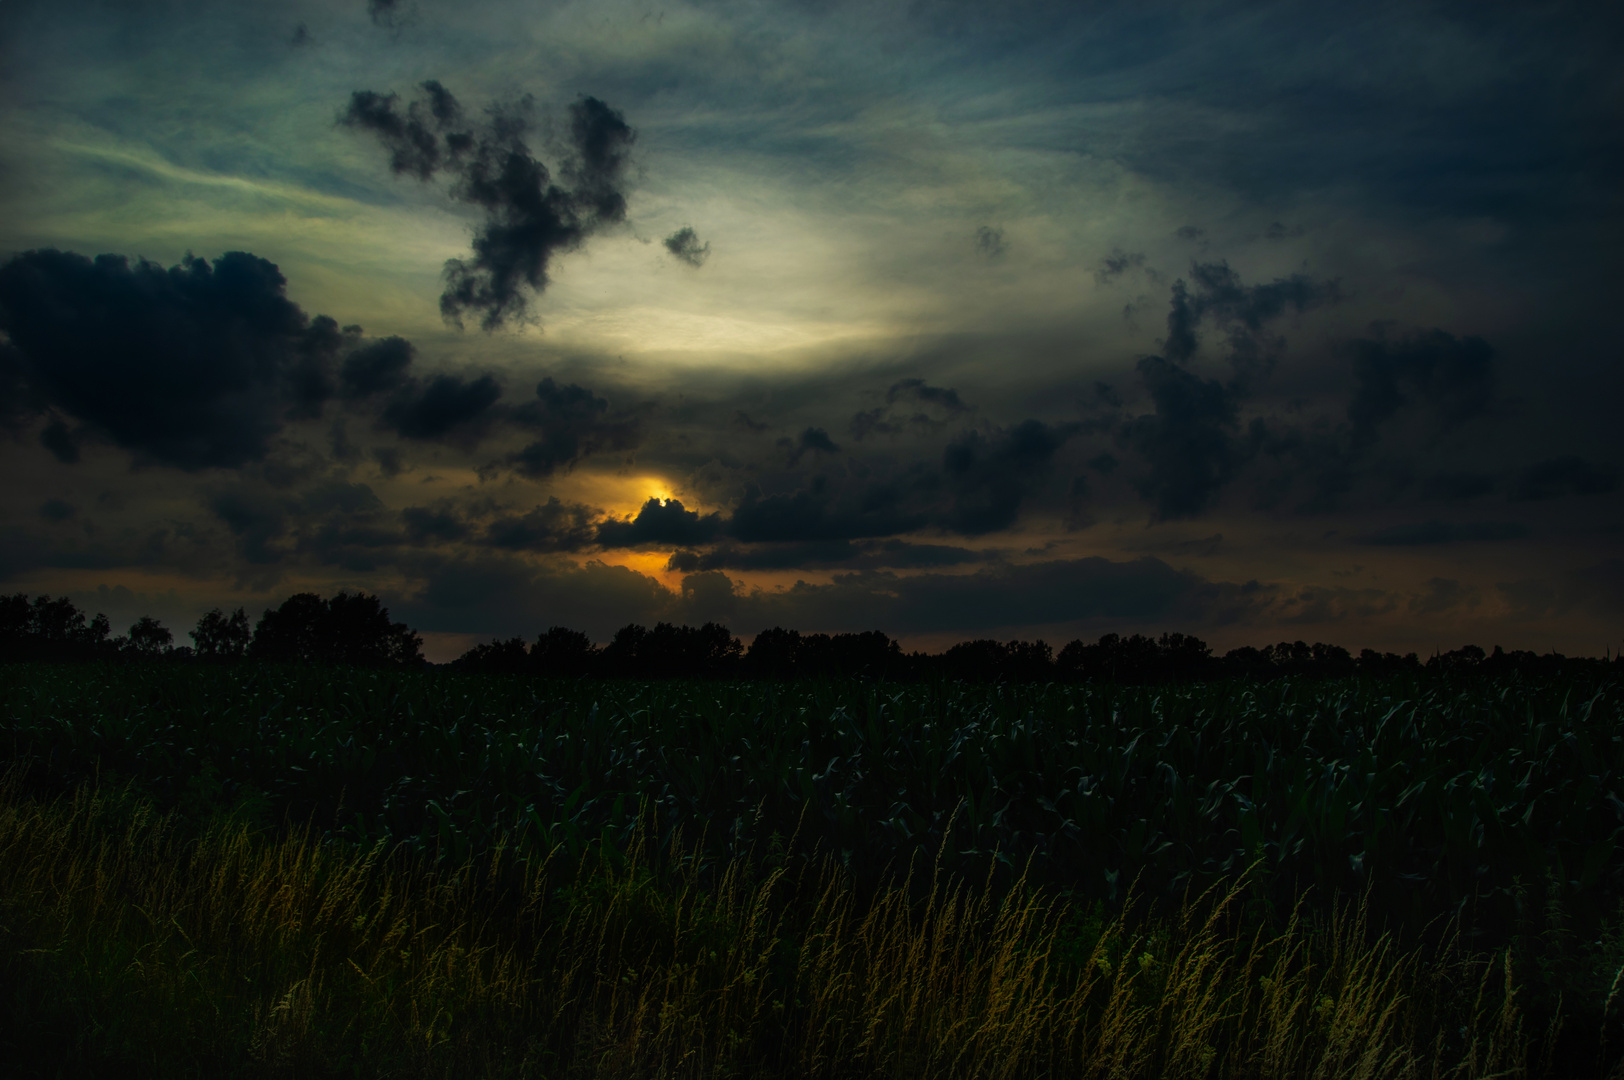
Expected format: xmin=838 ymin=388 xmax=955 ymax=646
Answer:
xmin=3 ymin=777 xmax=1610 ymax=1078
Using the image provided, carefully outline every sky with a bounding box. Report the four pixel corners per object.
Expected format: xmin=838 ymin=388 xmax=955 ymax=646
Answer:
xmin=1 ymin=0 xmax=1621 ymax=662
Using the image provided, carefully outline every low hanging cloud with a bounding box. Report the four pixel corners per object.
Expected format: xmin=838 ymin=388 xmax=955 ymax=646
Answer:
xmin=1409 ymin=576 xmax=1481 ymax=615
xmin=781 ymin=426 xmax=840 ymax=464
xmin=1117 ymin=262 xmax=1339 ymax=519
xmin=482 ymin=497 xmax=600 ymax=552
xmin=382 ymin=373 xmax=502 ymax=442
xmin=1347 ymin=329 xmax=1495 ymax=445
xmin=0 ymin=247 xmax=503 ymax=469
xmin=663 ymin=226 xmax=710 ymax=267
xmin=597 ymin=497 xmax=724 ymax=549
xmin=1120 ymin=357 xmax=1241 ymax=520
xmin=343 ymin=81 xmax=634 ymax=330
xmin=505 ymin=377 xmax=642 ymax=476
xmin=1361 ymin=520 xmax=1529 ymax=545
xmin=729 ymin=483 xmax=929 ymax=543
xmin=0 ymin=249 xmax=388 ymax=469
xmin=667 ymin=538 xmax=991 ymax=574
xmin=1509 ymin=456 xmax=1618 ymax=501
xmin=1163 ymin=260 xmax=1338 ymax=377
xmin=942 ymin=420 xmax=1078 ymax=535
xmin=851 ymin=379 xmax=972 ymax=440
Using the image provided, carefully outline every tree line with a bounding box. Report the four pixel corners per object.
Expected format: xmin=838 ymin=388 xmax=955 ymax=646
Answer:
xmin=454 ymin=622 xmax=1609 ymax=683
xmin=2 ymin=589 xmax=1612 ymax=682
xmin=0 ymin=592 xmax=421 ymax=667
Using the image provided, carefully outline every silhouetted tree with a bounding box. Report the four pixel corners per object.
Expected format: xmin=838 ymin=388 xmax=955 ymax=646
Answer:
xmin=745 ymin=627 xmax=801 ymax=679
xmin=190 ymin=607 xmax=251 ymax=660
xmin=602 ymin=622 xmax=742 ymax=678
xmin=127 ymin=616 xmax=173 ymax=655
xmin=249 ymin=592 xmax=422 ymax=667
xmin=455 ymin=636 xmax=531 ymax=675
xmin=532 ymin=626 xmax=597 ymax=675
xmin=0 ymin=593 xmax=113 ymax=660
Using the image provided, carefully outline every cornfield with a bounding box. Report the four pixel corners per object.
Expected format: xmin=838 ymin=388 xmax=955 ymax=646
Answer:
xmin=2 ymin=662 xmax=1622 ymax=1075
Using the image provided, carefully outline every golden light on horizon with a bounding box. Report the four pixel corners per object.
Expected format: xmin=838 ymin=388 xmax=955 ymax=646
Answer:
xmin=549 ymin=470 xmax=687 ymax=520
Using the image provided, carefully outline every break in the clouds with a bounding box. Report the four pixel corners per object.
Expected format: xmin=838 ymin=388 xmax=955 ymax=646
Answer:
xmin=1 ymin=0 xmax=1621 ymax=658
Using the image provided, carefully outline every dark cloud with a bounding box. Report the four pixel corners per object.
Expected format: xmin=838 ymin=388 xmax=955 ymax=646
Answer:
xmin=0 ymin=249 xmax=370 ymax=470
xmin=1132 ymin=532 xmax=1224 ymax=558
xmin=1264 ymin=222 xmax=1305 ymax=241
xmin=208 ymin=488 xmax=288 ymax=566
xmin=38 ymin=499 xmax=76 ymax=522
xmin=850 ymin=407 xmax=902 ymax=440
xmin=291 ymin=23 xmax=313 ymax=47
xmin=780 ymin=426 xmax=840 ymax=463
xmin=1095 ymin=247 xmax=1145 ymax=283
xmin=942 ymin=419 xmax=1078 ymax=534
xmin=505 ymin=377 xmax=641 ymax=476
xmin=382 ymin=373 xmax=502 ymax=441
xmin=667 ymin=541 xmax=857 ymax=573
xmin=1409 ymin=577 xmax=1480 ymax=615
xmin=975 ymin=225 xmax=1005 ymax=258
xmin=1119 ymin=357 xmax=1242 ymax=520
xmin=733 ymin=411 xmax=769 ymax=433
xmin=1361 ymin=520 xmax=1528 ymax=545
xmin=401 ymin=505 xmax=468 ymax=544
xmin=719 ymin=555 xmax=1267 ymax=636
xmin=852 ymin=380 xmax=971 ymax=441
xmin=1509 ymin=456 xmax=1618 ymax=501
xmin=597 ymin=497 xmax=724 ymax=549
xmin=204 ymin=479 xmax=398 ymax=573
xmin=366 ymin=0 xmax=410 ymax=29
xmin=484 ymin=498 xmax=600 ymax=552
xmin=373 ymin=446 xmax=408 ymax=477
xmin=728 ymin=482 xmax=929 ymax=543
xmin=663 ymin=226 xmax=710 ymax=267
xmin=666 ymin=538 xmax=990 ymax=574
xmin=1347 ymin=329 xmax=1494 ymax=445
xmin=1175 ymin=226 xmax=1205 ymax=241
xmin=1114 ymin=264 xmax=1341 ymax=518
xmin=39 ymin=418 xmax=81 ymax=464
xmin=1422 ymin=471 xmax=1496 ymax=501
xmin=1275 ymin=585 xmax=1399 ymax=625
xmin=340 ymin=336 xmax=415 ymax=399
xmin=886 ymin=378 xmax=969 ymax=413
xmin=1166 ymin=260 xmax=1339 ymax=377
xmin=1497 ymin=560 xmax=1624 ymax=622
xmin=392 ymin=551 xmax=671 ymax=640
xmin=344 ymin=83 xmax=634 ymax=330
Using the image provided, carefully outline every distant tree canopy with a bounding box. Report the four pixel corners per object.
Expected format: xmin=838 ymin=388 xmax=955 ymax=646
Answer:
xmin=1 ymin=593 xmax=113 ymax=660
xmin=1 ymin=589 xmax=1613 ymax=682
xmin=248 ymin=592 xmax=423 ymax=667
xmin=190 ymin=607 xmax=251 ymax=660
xmin=452 ymin=623 xmax=1612 ymax=684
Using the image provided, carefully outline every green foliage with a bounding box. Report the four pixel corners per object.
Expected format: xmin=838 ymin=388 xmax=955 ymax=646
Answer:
xmin=190 ymin=606 xmax=251 ymax=660
xmin=2 ymin=780 xmax=1610 ymax=1078
xmin=4 ymin=663 xmax=1619 ymax=956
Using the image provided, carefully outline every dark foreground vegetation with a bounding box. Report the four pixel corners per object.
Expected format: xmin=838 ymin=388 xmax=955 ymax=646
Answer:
xmin=3 ymin=653 xmax=1623 ymax=1077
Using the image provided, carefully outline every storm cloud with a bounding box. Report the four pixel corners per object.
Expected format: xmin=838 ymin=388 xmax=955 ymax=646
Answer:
xmin=1348 ymin=330 xmax=1495 ymax=445
xmin=343 ymin=82 xmax=635 ymax=330
xmin=597 ymin=497 xmax=724 ymax=549
xmin=505 ymin=377 xmax=641 ymax=477
xmin=0 ymin=250 xmax=349 ymax=469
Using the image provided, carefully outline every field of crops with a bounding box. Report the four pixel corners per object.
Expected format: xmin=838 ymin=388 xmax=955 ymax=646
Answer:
xmin=3 ymin=661 xmax=1623 ymax=1076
